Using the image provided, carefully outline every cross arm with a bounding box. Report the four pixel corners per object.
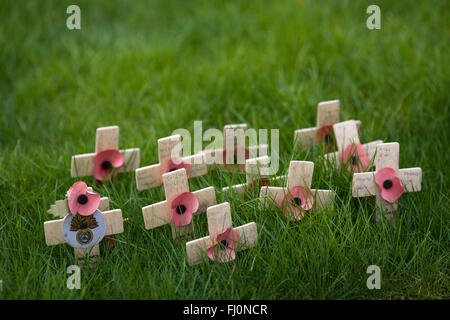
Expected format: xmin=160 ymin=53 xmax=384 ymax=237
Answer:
xmin=399 ymin=167 xmax=422 ymax=192
xmin=186 ymin=235 xmax=213 ymax=266
xmin=259 ymin=186 xmax=285 ymax=208
xmin=206 ymin=202 xmax=233 ymax=237
xmin=312 ymin=189 xmax=335 ymax=209
xmin=142 ymin=201 xmax=169 ymax=230
xmin=192 ymin=186 xmax=217 ymax=214
xmin=293 ymin=127 xmax=317 ymax=150
xmin=135 ymin=163 xmax=162 ymax=191
xmin=352 ymin=172 xmax=376 ymax=197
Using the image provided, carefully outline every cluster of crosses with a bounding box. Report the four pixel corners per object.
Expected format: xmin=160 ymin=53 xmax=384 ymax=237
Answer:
xmin=44 ymin=100 xmax=422 ymax=266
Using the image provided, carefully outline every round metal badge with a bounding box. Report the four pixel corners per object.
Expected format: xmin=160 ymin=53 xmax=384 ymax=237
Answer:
xmin=62 ymin=210 xmax=107 ymax=249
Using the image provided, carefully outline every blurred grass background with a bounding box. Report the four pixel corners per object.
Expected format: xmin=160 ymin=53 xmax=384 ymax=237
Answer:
xmin=0 ymin=0 xmax=449 ymax=299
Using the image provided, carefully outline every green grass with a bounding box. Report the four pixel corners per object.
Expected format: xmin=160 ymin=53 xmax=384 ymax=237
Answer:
xmin=0 ymin=0 xmax=449 ymax=299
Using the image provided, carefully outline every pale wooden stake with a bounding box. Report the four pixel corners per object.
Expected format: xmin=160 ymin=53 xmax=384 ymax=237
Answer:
xmin=260 ymin=161 xmax=335 ymax=219
xmin=142 ymin=168 xmax=216 ymax=239
xmin=71 ymin=126 xmax=140 ymax=178
xmin=294 ymin=100 xmax=362 ymax=150
xmin=324 ymin=120 xmax=382 ymax=169
xmin=185 ymin=202 xmax=258 ymax=266
xmin=135 ymin=135 xmax=207 ymax=191
xmin=352 ymin=142 xmax=422 ymax=222
xmin=202 ymin=123 xmax=269 ymax=172
xmin=222 ymin=156 xmax=280 ymax=195
xmin=44 ymin=198 xmax=124 ymax=266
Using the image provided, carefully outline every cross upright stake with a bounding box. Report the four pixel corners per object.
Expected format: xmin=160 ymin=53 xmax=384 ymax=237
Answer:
xmin=135 ymin=135 xmax=207 ymax=191
xmin=324 ymin=120 xmax=382 ymax=172
xmin=44 ymin=195 xmax=124 ymax=267
xmin=185 ymin=202 xmax=258 ymax=266
xmin=202 ymin=123 xmax=268 ymax=172
xmin=71 ymin=126 xmax=140 ymax=180
xmin=352 ymin=142 xmax=422 ymax=221
xmin=294 ymin=100 xmax=361 ymax=150
xmin=222 ymin=156 xmax=278 ymax=196
xmin=260 ymin=161 xmax=335 ymax=220
xmin=142 ymin=168 xmax=216 ymax=239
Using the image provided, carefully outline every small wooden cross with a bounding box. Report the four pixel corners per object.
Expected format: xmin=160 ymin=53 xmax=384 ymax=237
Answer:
xmin=142 ymin=168 xmax=216 ymax=239
xmin=294 ymin=99 xmax=361 ymax=150
xmin=71 ymin=126 xmax=140 ymax=179
xmin=324 ymin=120 xmax=382 ymax=171
xmin=135 ymin=134 xmax=207 ymax=191
xmin=222 ymin=156 xmax=277 ymax=195
xmin=260 ymin=161 xmax=335 ymax=220
xmin=185 ymin=202 xmax=258 ymax=266
xmin=44 ymin=195 xmax=124 ymax=266
xmin=203 ymin=123 xmax=268 ymax=172
xmin=352 ymin=142 xmax=422 ymax=220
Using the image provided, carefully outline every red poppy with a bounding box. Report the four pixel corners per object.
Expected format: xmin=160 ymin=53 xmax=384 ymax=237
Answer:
xmin=67 ymin=181 xmax=100 ymax=216
xmin=170 ymin=192 xmax=199 ymax=227
xmin=375 ymin=167 xmax=405 ymax=203
xmin=342 ymin=143 xmax=371 ymax=172
xmin=164 ymin=157 xmax=191 ymax=177
xmin=315 ymin=125 xmax=335 ymax=149
xmin=206 ymin=228 xmax=240 ymax=263
xmin=277 ymin=186 xmax=314 ymax=220
xmin=93 ymin=149 xmax=124 ymax=181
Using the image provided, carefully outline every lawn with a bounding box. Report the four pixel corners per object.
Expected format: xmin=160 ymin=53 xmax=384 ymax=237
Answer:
xmin=0 ymin=0 xmax=448 ymax=299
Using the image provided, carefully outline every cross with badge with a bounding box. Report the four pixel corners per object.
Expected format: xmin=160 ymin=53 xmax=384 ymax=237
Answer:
xmin=324 ymin=120 xmax=382 ymax=172
xmin=71 ymin=126 xmax=140 ymax=181
xmin=352 ymin=142 xmax=422 ymax=221
xmin=203 ymin=123 xmax=268 ymax=172
xmin=135 ymin=135 xmax=207 ymax=191
xmin=294 ymin=100 xmax=361 ymax=150
xmin=185 ymin=202 xmax=258 ymax=266
xmin=260 ymin=161 xmax=335 ymax=220
xmin=44 ymin=182 xmax=124 ymax=266
xmin=142 ymin=168 xmax=216 ymax=239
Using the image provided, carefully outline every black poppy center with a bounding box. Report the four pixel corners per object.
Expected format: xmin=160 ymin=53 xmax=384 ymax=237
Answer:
xmin=351 ymin=156 xmax=357 ymax=165
xmin=176 ymin=205 xmax=186 ymax=214
xmin=220 ymin=240 xmax=228 ymax=247
xmin=292 ymin=197 xmax=302 ymax=207
xmin=77 ymin=194 xmax=88 ymax=205
xmin=383 ymin=179 xmax=393 ymax=189
xmin=101 ymin=161 xmax=112 ymax=170
xmin=324 ymin=134 xmax=333 ymax=144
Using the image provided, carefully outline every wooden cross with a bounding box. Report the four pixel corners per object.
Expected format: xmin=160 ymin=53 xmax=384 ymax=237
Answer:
xmin=259 ymin=161 xmax=335 ymax=219
xmin=324 ymin=120 xmax=382 ymax=170
xmin=135 ymin=134 xmax=207 ymax=191
xmin=352 ymin=142 xmax=422 ymax=220
xmin=71 ymin=126 xmax=140 ymax=179
xmin=222 ymin=156 xmax=277 ymax=195
xmin=203 ymin=123 xmax=268 ymax=172
xmin=44 ymin=195 xmax=124 ymax=266
xmin=185 ymin=202 xmax=258 ymax=266
xmin=142 ymin=168 xmax=216 ymax=239
xmin=294 ymin=99 xmax=361 ymax=150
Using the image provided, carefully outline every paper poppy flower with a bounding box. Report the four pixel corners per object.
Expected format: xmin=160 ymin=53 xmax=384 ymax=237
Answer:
xmin=375 ymin=167 xmax=405 ymax=203
xmin=315 ymin=125 xmax=335 ymax=149
xmin=164 ymin=157 xmax=191 ymax=177
xmin=67 ymin=181 xmax=100 ymax=216
xmin=93 ymin=149 xmax=124 ymax=181
xmin=222 ymin=147 xmax=249 ymax=172
xmin=207 ymin=228 xmax=240 ymax=263
xmin=277 ymin=186 xmax=314 ymax=220
xmin=170 ymin=192 xmax=199 ymax=227
xmin=342 ymin=143 xmax=371 ymax=173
